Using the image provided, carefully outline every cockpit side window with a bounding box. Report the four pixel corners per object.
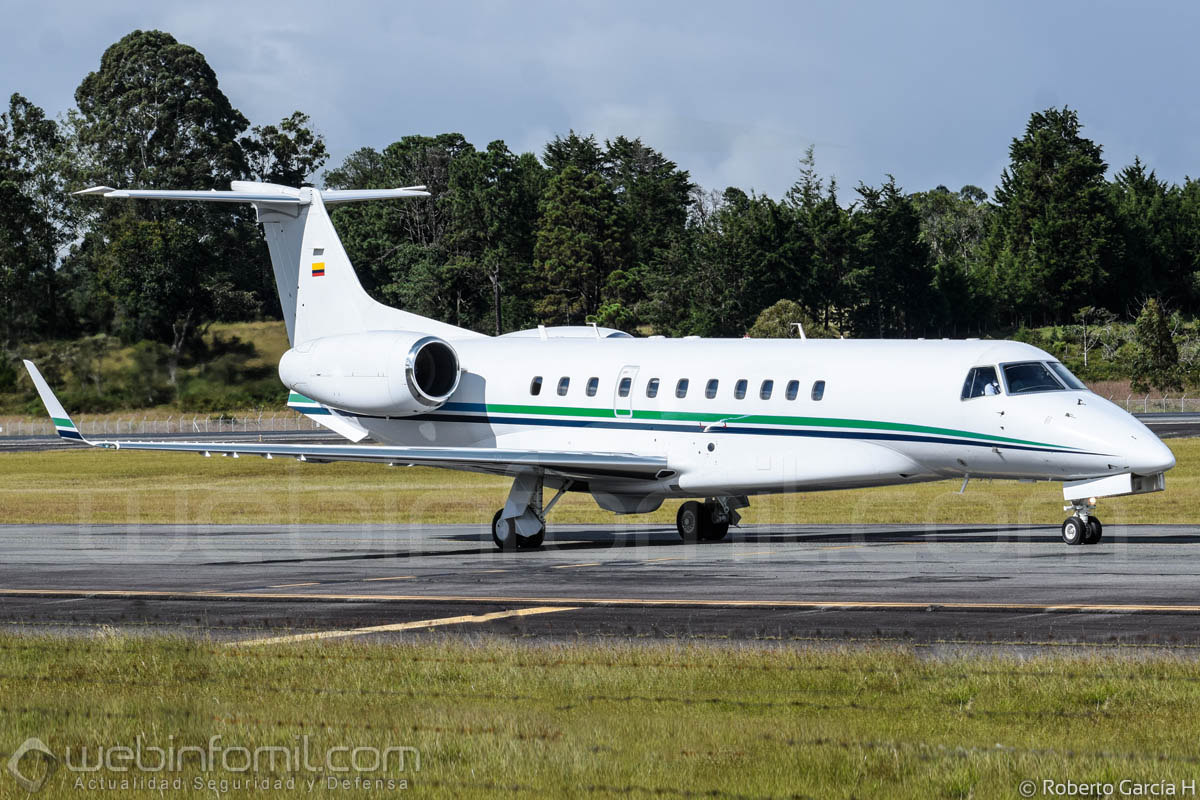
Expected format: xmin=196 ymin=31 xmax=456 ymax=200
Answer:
xmin=1002 ymin=361 xmax=1065 ymax=394
xmin=961 ymin=366 xmax=1001 ymax=400
xmin=1047 ymin=362 xmax=1087 ymax=390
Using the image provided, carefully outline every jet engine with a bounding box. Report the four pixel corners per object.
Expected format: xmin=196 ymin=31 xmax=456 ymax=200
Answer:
xmin=278 ymin=331 xmax=461 ymax=415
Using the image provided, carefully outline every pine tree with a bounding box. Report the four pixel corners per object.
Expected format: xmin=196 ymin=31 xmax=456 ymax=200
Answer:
xmin=1130 ymin=298 xmax=1182 ymax=393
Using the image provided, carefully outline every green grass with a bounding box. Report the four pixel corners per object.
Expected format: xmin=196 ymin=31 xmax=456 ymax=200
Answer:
xmin=3 ymin=635 xmax=1200 ymax=798
xmin=3 ymin=437 xmax=1198 ymax=526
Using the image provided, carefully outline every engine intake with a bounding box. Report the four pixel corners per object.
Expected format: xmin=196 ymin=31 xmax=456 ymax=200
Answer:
xmin=278 ymin=331 xmax=461 ymax=415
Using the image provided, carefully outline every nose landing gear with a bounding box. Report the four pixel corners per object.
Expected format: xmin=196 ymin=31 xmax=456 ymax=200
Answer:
xmin=1062 ymin=499 xmax=1103 ymax=546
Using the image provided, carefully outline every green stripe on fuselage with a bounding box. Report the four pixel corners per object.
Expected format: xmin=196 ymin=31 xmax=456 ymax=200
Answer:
xmin=480 ymin=403 xmax=1064 ymax=450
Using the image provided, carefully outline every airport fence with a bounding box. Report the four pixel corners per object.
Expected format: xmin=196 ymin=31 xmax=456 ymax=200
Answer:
xmin=0 ymin=412 xmax=322 ymax=437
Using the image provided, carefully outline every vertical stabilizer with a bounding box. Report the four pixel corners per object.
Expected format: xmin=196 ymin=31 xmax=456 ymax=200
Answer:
xmin=75 ymin=182 xmax=485 ymax=347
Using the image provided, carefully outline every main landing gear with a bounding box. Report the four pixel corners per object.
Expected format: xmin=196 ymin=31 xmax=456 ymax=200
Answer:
xmin=491 ymin=472 xmax=571 ymax=551
xmin=676 ymin=496 xmax=747 ymax=543
xmin=1061 ymin=498 xmax=1103 ymax=546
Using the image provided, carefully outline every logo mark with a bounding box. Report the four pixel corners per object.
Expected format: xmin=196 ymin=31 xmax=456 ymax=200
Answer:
xmin=6 ymin=738 xmax=57 ymax=794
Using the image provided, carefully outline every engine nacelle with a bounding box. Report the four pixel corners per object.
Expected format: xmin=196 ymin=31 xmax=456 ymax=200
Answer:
xmin=278 ymin=331 xmax=461 ymax=415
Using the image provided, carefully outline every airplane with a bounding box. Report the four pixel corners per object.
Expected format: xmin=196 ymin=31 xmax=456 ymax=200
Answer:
xmin=24 ymin=181 xmax=1176 ymax=550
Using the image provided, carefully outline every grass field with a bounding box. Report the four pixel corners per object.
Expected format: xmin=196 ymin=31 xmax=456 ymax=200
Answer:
xmin=2 ymin=437 xmax=1197 ymax=526
xmin=3 ymin=635 xmax=1200 ymax=798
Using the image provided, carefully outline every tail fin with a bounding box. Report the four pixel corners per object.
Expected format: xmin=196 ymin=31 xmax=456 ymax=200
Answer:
xmin=74 ymin=182 xmax=484 ymax=345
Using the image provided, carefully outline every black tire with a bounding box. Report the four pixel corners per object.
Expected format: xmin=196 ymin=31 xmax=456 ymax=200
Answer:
xmin=1061 ymin=515 xmax=1085 ymax=546
xmin=677 ymin=501 xmax=703 ymax=541
xmin=1085 ymin=517 xmax=1103 ymax=545
xmin=491 ymin=509 xmax=516 ymax=551
xmin=703 ymin=520 xmax=730 ymax=542
xmin=517 ymin=527 xmax=545 ymax=549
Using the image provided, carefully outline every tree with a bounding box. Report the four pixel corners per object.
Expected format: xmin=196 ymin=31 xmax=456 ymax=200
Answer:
xmin=0 ymin=94 xmax=68 ymax=343
xmin=910 ymin=185 xmax=991 ymax=333
xmin=845 ymin=177 xmax=933 ymax=337
xmin=241 ymin=111 xmax=328 ymax=187
xmin=982 ymin=107 xmax=1115 ymax=324
xmin=1130 ymin=298 xmax=1182 ymax=393
xmin=533 ymin=166 xmax=624 ymax=324
xmin=747 ymin=299 xmax=837 ymax=338
xmin=1071 ymin=305 xmax=1117 ymax=368
xmin=446 ymin=142 xmax=544 ymax=333
xmin=68 ymin=30 xmax=258 ymax=382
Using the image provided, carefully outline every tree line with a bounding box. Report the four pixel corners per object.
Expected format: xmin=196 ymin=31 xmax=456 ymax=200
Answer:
xmin=3 ymin=30 xmax=1200 ymax=398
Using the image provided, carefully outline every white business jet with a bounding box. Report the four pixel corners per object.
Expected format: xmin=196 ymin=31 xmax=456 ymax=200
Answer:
xmin=24 ymin=182 xmax=1176 ymax=549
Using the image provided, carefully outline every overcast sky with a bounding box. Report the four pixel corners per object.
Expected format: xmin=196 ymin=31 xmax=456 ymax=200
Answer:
xmin=5 ymin=0 xmax=1199 ymax=199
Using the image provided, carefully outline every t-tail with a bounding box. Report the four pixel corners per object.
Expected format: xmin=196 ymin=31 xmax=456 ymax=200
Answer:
xmin=73 ymin=182 xmax=483 ymax=346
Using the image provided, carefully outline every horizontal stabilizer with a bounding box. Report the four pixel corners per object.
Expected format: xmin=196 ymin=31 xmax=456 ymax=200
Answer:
xmin=74 ymin=187 xmax=304 ymax=204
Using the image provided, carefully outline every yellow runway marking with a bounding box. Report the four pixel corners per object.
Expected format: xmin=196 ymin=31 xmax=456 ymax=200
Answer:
xmin=733 ymin=550 xmax=773 ymax=558
xmin=269 ymin=582 xmax=320 ymax=588
xmin=235 ymin=606 xmax=578 ymax=646
xmin=362 ymin=576 xmax=416 ymax=582
xmin=644 ymin=556 xmax=685 ymax=563
xmin=5 ymin=589 xmax=1200 ymax=614
xmin=552 ymin=562 xmax=602 ymax=569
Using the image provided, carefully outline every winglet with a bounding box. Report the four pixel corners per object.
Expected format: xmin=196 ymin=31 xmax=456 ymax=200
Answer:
xmin=22 ymin=361 xmax=87 ymax=442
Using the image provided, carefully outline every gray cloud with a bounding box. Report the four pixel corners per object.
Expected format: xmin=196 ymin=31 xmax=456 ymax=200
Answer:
xmin=4 ymin=0 xmax=1199 ymax=197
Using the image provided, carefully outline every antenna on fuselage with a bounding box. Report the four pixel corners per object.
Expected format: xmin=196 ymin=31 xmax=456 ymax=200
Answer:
xmin=791 ymin=322 xmax=806 ymax=340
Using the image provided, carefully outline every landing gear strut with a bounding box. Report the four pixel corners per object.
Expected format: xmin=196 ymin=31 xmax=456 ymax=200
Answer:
xmin=491 ymin=472 xmax=569 ymax=551
xmin=1062 ymin=498 xmax=1103 ymax=546
xmin=676 ymin=497 xmax=747 ymax=542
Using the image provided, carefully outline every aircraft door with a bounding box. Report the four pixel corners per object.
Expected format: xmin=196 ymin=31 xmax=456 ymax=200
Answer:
xmin=613 ymin=365 xmax=638 ymax=417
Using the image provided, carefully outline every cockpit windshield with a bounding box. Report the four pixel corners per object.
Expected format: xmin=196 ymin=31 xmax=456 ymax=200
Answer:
xmin=1002 ymin=362 xmax=1066 ymax=394
xmin=1046 ymin=362 xmax=1087 ymax=390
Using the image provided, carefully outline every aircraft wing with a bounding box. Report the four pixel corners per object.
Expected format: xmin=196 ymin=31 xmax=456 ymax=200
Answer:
xmin=23 ymin=361 xmax=669 ymax=483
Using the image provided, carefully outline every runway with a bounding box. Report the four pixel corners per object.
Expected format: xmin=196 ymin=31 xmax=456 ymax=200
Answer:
xmin=3 ymin=522 xmax=1200 ymax=648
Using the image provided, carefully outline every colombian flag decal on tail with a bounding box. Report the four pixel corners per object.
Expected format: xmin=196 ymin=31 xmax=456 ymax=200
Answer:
xmin=312 ymin=262 xmax=325 ymax=277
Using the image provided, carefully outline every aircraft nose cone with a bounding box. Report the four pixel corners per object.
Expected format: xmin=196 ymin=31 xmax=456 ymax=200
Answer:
xmin=1130 ymin=435 xmax=1175 ymax=475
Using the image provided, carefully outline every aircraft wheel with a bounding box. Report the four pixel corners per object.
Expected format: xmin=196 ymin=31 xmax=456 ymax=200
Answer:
xmin=491 ymin=509 xmax=516 ymax=551
xmin=703 ymin=519 xmax=730 ymax=542
xmin=677 ymin=501 xmax=703 ymax=541
xmin=1061 ymin=515 xmax=1086 ymax=546
xmin=1084 ymin=517 xmax=1103 ymax=545
xmin=517 ymin=527 xmax=545 ymax=549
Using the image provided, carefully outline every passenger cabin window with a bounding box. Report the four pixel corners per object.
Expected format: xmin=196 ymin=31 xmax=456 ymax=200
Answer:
xmin=961 ymin=366 xmax=1001 ymax=400
xmin=705 ymin=379 xmax=719 ymax=399
xmin=760 ymin=379 xmax=774 ymax=400
xmin=586 ymin=377 xmax=599 ymax=397
xmin=785 ymin=380 xmax=799 ymax=401
xmin=530 ymin=376 xmax=543 ymax=396
xmin=811 ymin=380 xmax=825 ymax=401
xmin=557 ymin=376 xmax=570 ymax=396
xmin=734 ymin=379 xmax=748 ymax=400
xmin=618 ymin=377 xmax=632 ymax=397
xmin=646 ymin=378 xmax=660 ymax=398
xmin=675 ymin=378 xmax=689 ymax=398
xmin=1003 ymin=362 xmax=1065 ymax=394
xmin=1047 ymin=362 xmax=1087 ymax=390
